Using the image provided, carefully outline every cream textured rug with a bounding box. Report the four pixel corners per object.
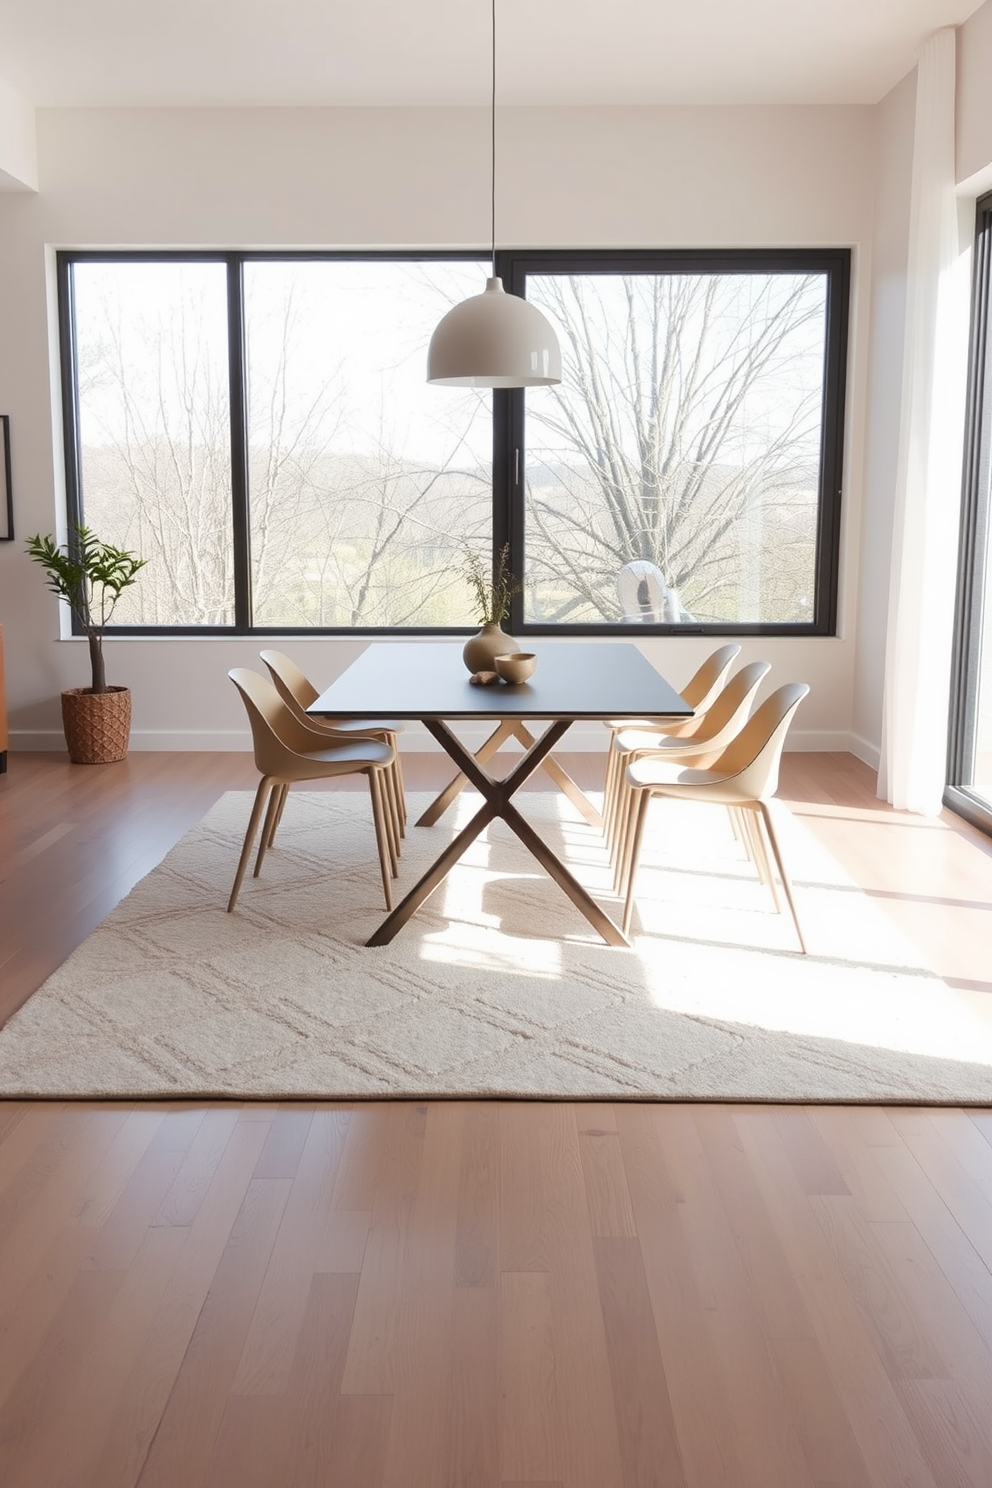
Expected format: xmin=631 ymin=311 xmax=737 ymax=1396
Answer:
xmin=2 ymin=789 xmax=991 ymax=1102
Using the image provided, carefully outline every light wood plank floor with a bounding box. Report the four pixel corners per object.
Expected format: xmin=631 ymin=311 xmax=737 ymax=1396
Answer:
xmin=0 ymin=749 xmax=991 ymax=1488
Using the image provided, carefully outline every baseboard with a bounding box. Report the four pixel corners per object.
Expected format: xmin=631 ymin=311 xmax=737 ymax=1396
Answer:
xmin=9 ymin=729 xmax=69 ymax=751
xmin=848 ymin=732 xmax=881 ymax=771
xmin=10 ymin=728 xmax=253 ymax=753
xmin=12 ymin=724 xmax=861 ymax=754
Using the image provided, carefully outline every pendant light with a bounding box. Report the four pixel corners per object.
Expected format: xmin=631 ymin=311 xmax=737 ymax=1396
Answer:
xmin=426 ymin=0 xmax=561 ymax=387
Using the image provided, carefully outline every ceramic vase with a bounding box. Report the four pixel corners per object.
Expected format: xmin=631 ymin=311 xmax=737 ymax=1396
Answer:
xmin=462 ymin=622 xmax=520 ymax=674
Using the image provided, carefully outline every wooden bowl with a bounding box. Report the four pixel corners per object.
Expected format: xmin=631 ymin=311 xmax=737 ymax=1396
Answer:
xmin=495 ymin=652 xmax=537 ymax=684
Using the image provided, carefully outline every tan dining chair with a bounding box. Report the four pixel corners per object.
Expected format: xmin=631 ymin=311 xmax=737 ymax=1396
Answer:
xmin=606 ymin=659 xmax=772 ymax=872
xmin=619 ymin=681 xmax=810 ymax=950
xmin=602 ymin=642 xmax=741 ymax=831
xmin=259 ymin=647 xmax=407 ymax=850
xmin=227 ymin=667 xmax=397 ymax=914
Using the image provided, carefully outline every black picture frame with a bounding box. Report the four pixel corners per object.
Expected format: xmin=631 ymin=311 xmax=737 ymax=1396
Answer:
xmin=0 ymin=416 xmax=12 ymax=540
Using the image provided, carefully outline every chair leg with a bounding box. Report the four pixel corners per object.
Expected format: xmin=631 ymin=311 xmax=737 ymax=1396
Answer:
xmin=609 ymin=747 xmax=647 ymax=870
xmin=275 ymin=781 xmax=291 ymax=838
xmin=611 ymin=783 xmax=626 ymax=889
xmin=603 ymin=726 xmax=616 ymax=791
xmin=265 ymin=782 xmax=290 ymax=851
xmin=606 ymin=746 xmax=629 ymax=863
xmin=383 ymin=761 xmax=403 ymax=862
xmin=615 ymin=782 xmax=633 ymax=896
xmin=613 ymin=778 xmax=638 ymax=892
xmin=739 ymin=808 xmax=776 ymax=896
xmin=618 ymin=771 xmax=651 ymax=901
xmin=389 ymin=740 xmax=407 ymax=833
xmin=612 ymin=782 xmax=628 ymax=891
xmin=606 ymin=744 xmax=621 ymax=863
xmin=367 ymin=768 xmax=393 ymax=910
xmin=382 ymin=764 xmax=400 ymax=878
xmin=757 ymin=800 xmax=807 ymax=954
xmin=621 ymin=790 xmax=652 ymax=937
xmin=362 ymin=732 xmax=402 ymax=850
xmin=254 ymin=782 xmax=285 ymax=878
xmin=228 ymin=778 xmax=273 ymax=912
xmin=603 ymin=733 xmax=621 ymax=839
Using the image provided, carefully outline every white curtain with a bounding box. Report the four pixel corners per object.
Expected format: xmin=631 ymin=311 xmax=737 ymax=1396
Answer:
xmin=879 ymin=28 xmax=969 ymax=815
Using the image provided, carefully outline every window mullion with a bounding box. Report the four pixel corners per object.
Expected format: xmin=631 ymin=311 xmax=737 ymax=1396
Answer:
xmin=226 ymin=255 xmax=252 ymax=630
xmin=497 ymin=251 xmax=529 ymax=633
xmin=57 ymin=257 xmax=85 ymax=539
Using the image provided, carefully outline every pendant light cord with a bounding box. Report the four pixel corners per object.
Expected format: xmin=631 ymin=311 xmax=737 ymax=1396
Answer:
xmin=491 ymin=0 xmax=497 ymax=278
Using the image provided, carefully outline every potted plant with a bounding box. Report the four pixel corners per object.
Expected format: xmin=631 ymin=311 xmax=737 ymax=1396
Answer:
xmin=26 ymin=523 xmax=147 ymax=764
xmin=461 ymin=541 xmax=522 ymax=674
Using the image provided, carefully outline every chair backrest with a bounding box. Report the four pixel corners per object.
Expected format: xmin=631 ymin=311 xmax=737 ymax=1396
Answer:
xmin=662 ymin=659 xmax=770 ymax=754
xmin=258 ymin=649 xmax=319 ymax=713
xmin=681 ymin=643 xmax=742 ymax=711
xmin=230 ymin=667 xmax=337 ymax=774
xmin=708 ymin=682 xmax=810 ymax=799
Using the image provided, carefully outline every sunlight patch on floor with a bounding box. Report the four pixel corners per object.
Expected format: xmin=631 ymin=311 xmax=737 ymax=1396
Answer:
xmin=626 ymin=797 xmax=992 ymax=1065
xmin=415 ymin=787 xmax=992 ymax=1067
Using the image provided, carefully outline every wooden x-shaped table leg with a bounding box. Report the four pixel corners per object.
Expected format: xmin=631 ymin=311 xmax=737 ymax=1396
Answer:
xmin=415 ymin=719 xmax=603 ymax=829
xmin=366 ymin=718 xmax=627 ymax=948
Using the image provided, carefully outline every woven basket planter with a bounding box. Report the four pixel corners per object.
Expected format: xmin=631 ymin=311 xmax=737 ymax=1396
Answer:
xmin=61 ymin=686 xmax=132 ymax=764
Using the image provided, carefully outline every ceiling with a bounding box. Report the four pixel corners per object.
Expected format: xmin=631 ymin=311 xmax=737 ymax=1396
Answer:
xmin=0 ymin=0 xmax=985 ymax=110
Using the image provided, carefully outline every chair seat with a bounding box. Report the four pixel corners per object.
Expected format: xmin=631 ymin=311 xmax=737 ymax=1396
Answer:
xmin=301 ymin=739 xmax=394 ymax=770
xmin=614 ymin=726 xmax=712 ymax=755
xmin=317 ymin=717 xmax=405 ymax=734
xmin=627 ymin=757 xmax=738 ymax=793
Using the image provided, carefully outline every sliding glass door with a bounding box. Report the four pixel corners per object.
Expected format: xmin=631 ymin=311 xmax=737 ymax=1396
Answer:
xmin=947 ymin=191 xmax=992 ymax=834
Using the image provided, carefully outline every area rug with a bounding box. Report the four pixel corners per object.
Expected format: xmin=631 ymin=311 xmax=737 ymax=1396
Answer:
xmin=1 ymin=789 xmax=991 ymax=1102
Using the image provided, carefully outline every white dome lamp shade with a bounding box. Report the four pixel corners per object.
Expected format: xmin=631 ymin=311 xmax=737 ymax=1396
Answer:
xmin=427 ymin=277 xmax=562 ymax=387
xmin=427 ymin=0 xmax=561 ymax=389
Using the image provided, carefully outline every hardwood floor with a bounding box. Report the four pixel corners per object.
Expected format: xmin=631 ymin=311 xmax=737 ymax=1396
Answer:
xmin=0 ymin=748 xmax=991 ymax=1488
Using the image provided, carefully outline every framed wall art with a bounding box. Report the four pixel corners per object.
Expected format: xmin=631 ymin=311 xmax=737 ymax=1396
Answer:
xmin=0 ymin=417 xmax=12 ymax=541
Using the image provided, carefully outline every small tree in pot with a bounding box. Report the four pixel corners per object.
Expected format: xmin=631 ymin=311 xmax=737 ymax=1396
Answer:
xmin=26 ymin=524 xmax=147 ymax=763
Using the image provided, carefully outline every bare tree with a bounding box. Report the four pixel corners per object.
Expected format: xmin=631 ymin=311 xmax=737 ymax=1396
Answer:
xmin=74 ymin=266 xmax=490 ymax=628
xmin=524 ymin=272 xmax=827 ymax=624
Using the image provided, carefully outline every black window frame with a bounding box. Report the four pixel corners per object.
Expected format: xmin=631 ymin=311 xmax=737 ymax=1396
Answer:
xmin=57 ymin=245 xmax=850 ymax=639
xmin=946 ymin=192 xmax=992 ymax=837
xmin=502 ymin=247 xmax=849 ymax=638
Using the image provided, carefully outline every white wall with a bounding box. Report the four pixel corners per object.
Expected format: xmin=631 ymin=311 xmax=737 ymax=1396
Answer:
xmin=850 ymin=71 xmax=916 ymax=769
xmin=958 ymin=0 xmax=992 ymax=193
xmin=0 ymin=103 xmax=875 ymax=750
xmin=0 ymin=76 xmax=37 ymax=192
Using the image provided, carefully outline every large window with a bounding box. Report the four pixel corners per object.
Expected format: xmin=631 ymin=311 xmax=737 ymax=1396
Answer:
xmin=58 ymin=248 xmax=849 ymax=636
xmin=60 ymin=253 xmax=492 ymax=631
xmin=948 ymin=194 xmax=992 ymax=835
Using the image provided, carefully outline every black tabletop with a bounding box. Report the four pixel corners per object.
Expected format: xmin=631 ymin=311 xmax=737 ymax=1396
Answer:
xmin=308 ymin=642 xmax=692 ymax=722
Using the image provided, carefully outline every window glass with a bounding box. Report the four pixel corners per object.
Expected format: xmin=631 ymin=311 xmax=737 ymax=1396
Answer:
xmin=522 ymin=271 xmax=830 ymax=626
xmin=975 ymin=524 xmax=992 ymax=801
xmin=71 ymin=260 xmax=234 ymax=625
xmin=949 ymin=194 xmax=992 ymax=829
xmin=244 ymin=260 xmax=491 ymax=627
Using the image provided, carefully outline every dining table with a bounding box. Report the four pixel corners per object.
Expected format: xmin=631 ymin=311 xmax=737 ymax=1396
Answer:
xmin=309 ymin=641 xmax=692 ymax=948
